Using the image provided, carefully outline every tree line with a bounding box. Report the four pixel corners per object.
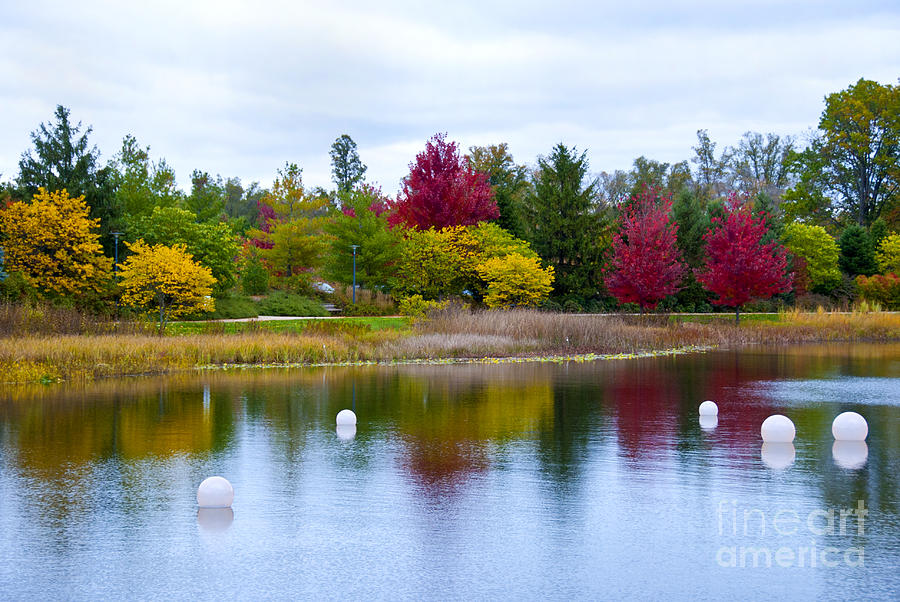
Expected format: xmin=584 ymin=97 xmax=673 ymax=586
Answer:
xmin=1 ymin=77 xmax=898 ymax=322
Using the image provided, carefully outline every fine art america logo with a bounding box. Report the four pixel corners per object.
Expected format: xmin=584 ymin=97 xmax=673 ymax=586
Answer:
xmin=716 ymin=500 xmax=867 ymax=568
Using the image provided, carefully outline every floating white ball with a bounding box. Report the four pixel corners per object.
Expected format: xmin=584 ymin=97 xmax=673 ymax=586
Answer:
xmin=761 ymin=443 xmax=795 ymax=470
xmin=699 ymin=415 xmax=718 ymax=430
xmin=336 ymin=424 xmax=357 ymax=441
xmin=698 ymin=400 xmax=718 ymax=416
xmin=760 ymin=414 xmax=795 ymax=443
xmin=831 ymin=411 xmax=868 ymax=441
xmin=832 ymin=441 xmax=868 ymax=470
xmin=336 ymin=409 xmax=357 ymax=426
xmin=197 ymin=476 xmax=234 ymax=508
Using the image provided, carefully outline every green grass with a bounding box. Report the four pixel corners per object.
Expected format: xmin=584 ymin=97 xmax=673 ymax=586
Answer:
xmin=166 ymin=316 xmax=410 ymax=336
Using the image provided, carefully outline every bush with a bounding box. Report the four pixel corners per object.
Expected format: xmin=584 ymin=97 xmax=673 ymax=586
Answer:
xmin=241 ymin=253 xmax=269 ymax=295
xmin=256 ymin=291 xmax=328 ymax=316
xmin=397 ymin=294 xmax=447 ymax=318
xmin=856 ymin=273 xmax=900 ymax=310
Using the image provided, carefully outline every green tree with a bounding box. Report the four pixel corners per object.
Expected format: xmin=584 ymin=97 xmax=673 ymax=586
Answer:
xmin=16 ymin=105 xmax=121 ymax=252
xmin=527 ymin=144 xmax=605 ymax=300
xmin=132 ymin=207 xmax=239 ymax=296
xmin=119 ymin=240 xmax=215 ymax=332
xmin=330 ymin=134 xmax=367 ymax=194
xmin=838 ymin=224 xmax=877 ymax=277
xmin=467 ymin=143 xmax=531 ymax=239
xmin=781 ymin=222 xmax=841 ymax=292
xmin=223 ymin=178 xmax=266 ymax=231
xmin=324 ymin=186 xmax=400 ymax=289
xmin=113 ymin=135 xmax=181 ymax=224
xmin=183 ymin=170 xmax=225 ymax=223
xmin=786 ymin=78 xmax=900 ymax=227
xmin=257 ymin=163 xmax=331 ymax=289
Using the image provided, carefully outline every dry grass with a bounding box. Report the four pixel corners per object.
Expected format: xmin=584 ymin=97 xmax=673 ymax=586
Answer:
xmin=0 ymin=332 xmax=373 ymax=383
xmin=0 ymin=305 xmax=897 ymax=385
xmin=418 ymin=306 xmax=900 ymax=355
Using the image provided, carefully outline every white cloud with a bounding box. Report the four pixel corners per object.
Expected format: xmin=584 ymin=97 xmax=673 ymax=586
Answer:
xmin=0 ymin=1 xmax=898 ymax=192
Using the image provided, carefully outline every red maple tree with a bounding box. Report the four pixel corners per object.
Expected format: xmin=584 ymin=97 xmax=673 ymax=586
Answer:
xmin=389 ymin=133 xmax=498 ymax=230
xmin=696 ymin=194 xmax=793 ymax=323
xmin=606 ymin=187 xmax=686 ymax=311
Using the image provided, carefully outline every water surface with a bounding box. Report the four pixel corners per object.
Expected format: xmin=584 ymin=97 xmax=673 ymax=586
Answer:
xmin=1 ymin=344 xmax=898 ymax=600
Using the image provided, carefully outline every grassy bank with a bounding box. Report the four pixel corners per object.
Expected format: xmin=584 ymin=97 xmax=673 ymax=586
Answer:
xmin=0 ymin=308 xmax=898 ymax=384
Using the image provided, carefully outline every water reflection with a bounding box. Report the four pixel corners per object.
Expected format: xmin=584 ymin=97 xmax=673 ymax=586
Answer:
xmin=760 ymin=442 xmax=796 ymax=469
xmin=0 ymin=343 xmax=898 ymax=598
xmin=197 ymin=508 xmax=234 ymax=532
xmin=335 ymin=424 xmax=357 ymax=440
xmin=832 ymin=441 xmax=869 ymax=470
xmin=699 ymin=415 xmax=718 ymax=430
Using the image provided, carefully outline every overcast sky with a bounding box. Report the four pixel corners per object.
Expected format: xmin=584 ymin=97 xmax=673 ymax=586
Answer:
xmin=1 ymin=1 xmax=898 ymax=196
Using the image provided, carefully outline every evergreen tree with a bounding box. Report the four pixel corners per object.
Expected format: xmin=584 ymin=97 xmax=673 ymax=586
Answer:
xmin=16 ymin=105 xmax=122 ymax=254
xmin=837 ymin=224 xmax=877 ymax=277
xmin=526 ymin=144 xmax=604 ymax=300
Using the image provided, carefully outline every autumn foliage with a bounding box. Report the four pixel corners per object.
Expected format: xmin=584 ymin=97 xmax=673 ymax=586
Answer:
xmin=856 ymin=273 xmax=900 ymax=309
xmin=119 ymin=240 xmax=216 ymax=331
xmin=695 ymin=195 xmax=793 ymax=320
xmin=606 ymin=187 xmax=686 ymax=310
xmin=389 ymin=133 xmax=498 ymax=230
xmin=0 ymin=188 xmax=111 ymax=298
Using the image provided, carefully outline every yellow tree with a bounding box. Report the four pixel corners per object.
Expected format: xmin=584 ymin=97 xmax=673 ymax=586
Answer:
xmin=0 ymin=188 xmax=111 ymax=298
xmin=476 ymin=253 xmax=554 ymax=308
xmin=119 ymin=240 xmax=215 ymax=332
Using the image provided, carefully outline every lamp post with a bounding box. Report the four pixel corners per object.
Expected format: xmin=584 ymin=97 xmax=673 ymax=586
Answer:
xmin=350 ymin=245 xmax=360 ymax=304
xmin=111 ymin=232 xmax=123 ymax=278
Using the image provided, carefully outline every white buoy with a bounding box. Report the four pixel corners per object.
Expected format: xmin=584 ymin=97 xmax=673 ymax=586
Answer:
xmin=699 ymin=415 xmax=718 ymax=430
xmin=761 ymin=414 xmax=795 ymax=443
xmin=197 ymin=476 xmax=234 ymax=508
xmin=336 ymin=409 xmax=357 ymax=426
xmin=336 ymin=424 xmax=357 ymax=440
xmin=832 ymin=441 xmax=868 ymax=470
xmin=698 ymin=400 xmax=718 ymax=416
xmin=761 ymin=443 xmax=795 ymax=470
xmin=832 ymin=411 xmax=868 ymax=441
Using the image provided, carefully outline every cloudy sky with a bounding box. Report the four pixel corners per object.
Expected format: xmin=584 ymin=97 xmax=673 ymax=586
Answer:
xmin=1 ymin=1 xmax=898 ymax=195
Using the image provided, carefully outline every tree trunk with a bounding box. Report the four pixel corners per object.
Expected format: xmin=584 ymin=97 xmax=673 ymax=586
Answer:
xmin=735 ymin=306 xmax=741 ymax=326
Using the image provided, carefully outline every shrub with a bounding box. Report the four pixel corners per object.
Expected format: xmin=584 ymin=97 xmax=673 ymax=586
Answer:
xmin=256 ymin=291 xmax=328 ymax=316
xmin=856 ymin=273 xmax=900 ymax=310
xmin=397 ymin=294 xmax=448 ymax=318
xmin=241 ymin=252 xmax=269 ymax=295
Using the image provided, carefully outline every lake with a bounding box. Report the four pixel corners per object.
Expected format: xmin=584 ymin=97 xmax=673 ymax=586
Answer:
xmin=1 ymin=344 xmax=898 ymax=600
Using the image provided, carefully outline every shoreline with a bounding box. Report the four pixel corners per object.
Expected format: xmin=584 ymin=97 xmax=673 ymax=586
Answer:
xmin=1 ymin=309 xmax=898 ymax=386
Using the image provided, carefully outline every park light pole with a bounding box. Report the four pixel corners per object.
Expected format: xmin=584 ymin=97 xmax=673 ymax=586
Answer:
xmin=111 ymin=232 xmax=123 ymax=316
xmin=350 ymin=245 xmax=360 ymax=304
xmin=111 ymin=232 xmax=123 ymax=278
